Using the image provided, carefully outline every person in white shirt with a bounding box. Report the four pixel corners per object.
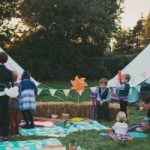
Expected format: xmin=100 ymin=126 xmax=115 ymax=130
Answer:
xmin=109 ymin=111 xmax=133 ymax=141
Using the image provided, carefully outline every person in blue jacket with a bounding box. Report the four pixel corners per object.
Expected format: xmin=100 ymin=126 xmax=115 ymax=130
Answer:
xmin=117 ymin=74 xmax=131 ymax=117
xmin=20 ymin=71 xmax=38 ymax=128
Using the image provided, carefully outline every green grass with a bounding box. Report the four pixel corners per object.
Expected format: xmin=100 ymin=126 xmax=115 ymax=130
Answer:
xmin=9 ymin=106 xmax=150 ymax=150
xmin=60 ymin=107 xmax=149 ymax=150
xmin=9 ymin=82 xmax=150 ymax=149
xmin=37 ymin=81 xmax=98 ymax=102
xmin=60 ymin=130 xmax=150 ymax=150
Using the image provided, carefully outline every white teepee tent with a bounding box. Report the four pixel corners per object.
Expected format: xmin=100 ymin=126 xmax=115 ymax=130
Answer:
xmin=108 ymin=44 xmax=150 ymax=103
xmin=108 ymin=44 xmax=150 ymax=87
xmin=0 ymin=47 xmax=40 ymax=86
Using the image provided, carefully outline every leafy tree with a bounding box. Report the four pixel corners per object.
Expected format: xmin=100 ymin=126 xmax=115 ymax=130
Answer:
xmin=113 ymin=17 xmax=145 ymax=54
xmin=143 ymin=13 xmax=150 ymax=45
xmin=7 ymin=0 xmax=124 ymax=80
xmin=18 ymin=0 xmax=123 ymax=56
xmin=0 ymin=0 xmax=22 ymax=48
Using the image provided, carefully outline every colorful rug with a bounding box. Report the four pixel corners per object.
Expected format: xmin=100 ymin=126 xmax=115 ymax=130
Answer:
xmin=100 ymin=132 xmax=148 ymax=138
xmin=20 ymin=121 xmax=54 ymax=127
xmin=19 ymin=121 xmax=109 ymax=137
xmin=0 ymin=138 xmax=62 ymax=150
xmin=128 ymin=132 xmax=148 ymax=138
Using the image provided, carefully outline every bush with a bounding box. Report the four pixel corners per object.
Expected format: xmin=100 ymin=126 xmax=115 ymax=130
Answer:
xmin=10 ymin=52 xmax=136 ymax=81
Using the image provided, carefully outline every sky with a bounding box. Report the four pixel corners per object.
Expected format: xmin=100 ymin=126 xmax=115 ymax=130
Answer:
xmin=121 ymin=0 xmax=150 ymax=29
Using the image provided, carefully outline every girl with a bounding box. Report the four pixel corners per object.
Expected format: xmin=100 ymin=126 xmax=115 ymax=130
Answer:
xmin=20 ymin=71 xmax=37 ymax=128
xmin=109 ymin=111 xmax=133 ymax=141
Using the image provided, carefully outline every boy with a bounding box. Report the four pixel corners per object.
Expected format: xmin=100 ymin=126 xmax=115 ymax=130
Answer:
xmin=117 ymin=74 xmax=130 ymax=116
xmin=95 ymin=78 xmax=111 ymax=121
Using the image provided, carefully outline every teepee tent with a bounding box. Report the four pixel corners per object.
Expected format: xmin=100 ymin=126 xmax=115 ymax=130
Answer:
xmin=0 ymin=47 xmax=40 ymax=86
xmin=108 ymin=44 xmax=150 ymax=87
xmin=108 ymin=44 xmax=150 ymax=103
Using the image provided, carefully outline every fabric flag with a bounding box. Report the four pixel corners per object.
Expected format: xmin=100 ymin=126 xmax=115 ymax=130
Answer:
xmin=38 ymin=88 xmax=43 ymax=96
xmin=49 ymin=89 xmax=57 ymax=96
xmin=129 ymin=88 xmax=132 ymax=95
xmin=63 ymin=89 xmax=70 ymax=97
xmin=90 ymin=87 xmax=97 ymax=92
xmin=135 ymin=85 xmax=141 ymax=92
xmin=79 ymin=91 xmax=83 ymax=96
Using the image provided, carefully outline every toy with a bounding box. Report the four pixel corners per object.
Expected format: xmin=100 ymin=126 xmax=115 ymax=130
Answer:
xmin=62 ymin=113 xmax=70 ymax=120
xmin=118 ymin=71 xmax=123 ymax=84
xmin=128 ymin=124 xmax=141 ymax=132
xmin=91 ymin=92 xmax=97 ymax=120
xmin=71 ymin=76 xmax=88 ymax=94
xmin=71 ymin=117 xmax=84 ymax=122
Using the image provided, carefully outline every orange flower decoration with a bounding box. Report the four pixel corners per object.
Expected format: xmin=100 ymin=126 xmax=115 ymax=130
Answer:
xmin=71 ymin=76 xmax=88 ymax=94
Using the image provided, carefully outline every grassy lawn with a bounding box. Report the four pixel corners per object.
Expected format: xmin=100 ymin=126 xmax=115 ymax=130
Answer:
xmin=37 ymin=81 xmax=98 ymax=102
xmin=9 ymin=81 xmax=150 ymax=150
xmin=9 ymin=106 xmax=150 ymax=150
xmin=60 ymin=107 xmax=149 ymax=150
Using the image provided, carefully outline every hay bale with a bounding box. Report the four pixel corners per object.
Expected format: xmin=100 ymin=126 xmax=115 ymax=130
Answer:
xmin=35 ymin=102 xmax=120 ymax=120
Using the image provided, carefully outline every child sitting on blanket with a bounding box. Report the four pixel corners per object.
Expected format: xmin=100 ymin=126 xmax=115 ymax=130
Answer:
xmin=20 ymin=71 xmax=38 ymax=128
xmin=109 ymin=111 xmax=133 ymax=141
xmin=95 ymin=78 xmax=111 ymax=121
xmin=117 ymin=74 xmax=130 ymax=117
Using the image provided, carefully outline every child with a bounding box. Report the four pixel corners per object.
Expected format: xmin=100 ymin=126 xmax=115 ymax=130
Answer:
xmin=95 ymin=78 xmax=111 ymax=121
xmin=9 ymin=71 xmax=20 ymax=135
xmin=117 ymin=74 xmax=130 ymax=116
xmin=20 ymin=71 xmax=37 ymax=128
xmin=109 ymin=111 xmax=133 ymax=141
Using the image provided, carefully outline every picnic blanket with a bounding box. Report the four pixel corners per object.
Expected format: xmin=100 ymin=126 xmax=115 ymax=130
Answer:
xmin=20 ymin=121 xmax=54 ymax=127
xmin=100 ymin=132 xmax=148 ymax=138
xmin=0 ymin=138 xmax=62 ymax=150
xmin=19 ymin=121 xmax=109 ymax=137
xmin=128 ymin=132 xmax=148 ymax=138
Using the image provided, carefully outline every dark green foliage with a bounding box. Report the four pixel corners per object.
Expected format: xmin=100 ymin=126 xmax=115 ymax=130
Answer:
xmin=4 ymin=0 xmax=124 ymax=80
xmin=113 ymin=17 xmax=145 ymax=54
xmin=9 ymin=107 xmax=150 ymax=150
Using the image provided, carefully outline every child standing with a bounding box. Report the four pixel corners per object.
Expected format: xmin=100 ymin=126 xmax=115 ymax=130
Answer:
xmin=109 ymin=111 xmax=133 ymax=141
xmin=95 ymin=78 xmax=111 ymax=121
xmin=117 ymin=74 xmax=130 ymax=117
xmin=20 ymin=71 xmax=37 ymax=128
xmin=9 ymin=71 xmax=20 ymax=135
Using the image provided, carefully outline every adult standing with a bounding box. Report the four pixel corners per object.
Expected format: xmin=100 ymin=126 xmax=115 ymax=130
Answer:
xmin=0 ymin=52 xmax=13 ymax=141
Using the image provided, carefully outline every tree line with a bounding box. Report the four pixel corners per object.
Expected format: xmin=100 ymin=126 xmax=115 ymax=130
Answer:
xmin=0 ymin=0 xmax=149 ymax=80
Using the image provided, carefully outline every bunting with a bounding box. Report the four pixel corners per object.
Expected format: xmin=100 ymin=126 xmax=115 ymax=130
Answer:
xmin=38 ymin=88 xmax=43 ymax=96
xmin=90 ymin=87 xmax=97 ymax=92
xmin=36 ymin=71 xmax=150 ymax=99
xmin=49 ymin=89 xmax=57 ymax=96
xmin=63 ymin=89 xmax=70 ymax=97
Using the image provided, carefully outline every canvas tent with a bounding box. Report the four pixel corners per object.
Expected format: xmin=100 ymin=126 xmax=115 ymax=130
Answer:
xmin=108 ymin=44 xmax=150 ymax=103
xmin=0 ymin=47 xmax=40 ymax=86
